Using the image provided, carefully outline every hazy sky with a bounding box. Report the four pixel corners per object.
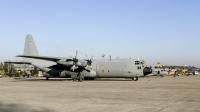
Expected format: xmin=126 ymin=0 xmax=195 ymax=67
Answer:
xmin=0 ymin=0 xmax=200 ymax=67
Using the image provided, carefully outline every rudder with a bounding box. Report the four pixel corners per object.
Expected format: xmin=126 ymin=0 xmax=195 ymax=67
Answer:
xmin=22 ymin=34 xmax=39 ymax=62
xmin=24 ymin=34 xmax=39 ymax=56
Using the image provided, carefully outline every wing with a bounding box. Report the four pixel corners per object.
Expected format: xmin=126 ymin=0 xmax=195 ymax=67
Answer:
xmin=16 ymin=55 xmax=63 ymax=62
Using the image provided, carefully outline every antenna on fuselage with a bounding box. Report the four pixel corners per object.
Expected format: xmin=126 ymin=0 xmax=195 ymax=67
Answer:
xmin=101 ymin=54 xmax=105 ymax=60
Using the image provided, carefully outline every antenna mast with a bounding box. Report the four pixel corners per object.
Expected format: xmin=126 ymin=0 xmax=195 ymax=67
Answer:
xmin=101 ymin=54 xmax=105 ymax=59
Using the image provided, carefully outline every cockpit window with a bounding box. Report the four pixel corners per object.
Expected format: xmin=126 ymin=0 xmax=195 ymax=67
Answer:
xmin=135 ymin=61 xmax=140 ymax=65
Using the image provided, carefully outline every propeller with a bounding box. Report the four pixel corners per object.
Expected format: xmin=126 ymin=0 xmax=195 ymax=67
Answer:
xmin=84 ymin=54 xmax=93 ymax=69
xmin=68 ymin=50 xmax=81 ymax=71
xmin=141 ymin=60 xmax=147 ymax=67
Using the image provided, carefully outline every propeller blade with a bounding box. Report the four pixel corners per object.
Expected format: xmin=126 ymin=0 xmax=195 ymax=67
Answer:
xmin=69 ymin=56 xmax=73 ymax=59
xmin=77 ymin=72 xmax=80 ymax=77
xmin=77 ymin=61 xmax=81 ymax=66
xmin=85 ymin=69 xmax=90 ymax=72
xmin=85 ymin=65 xmax=88 ymax=69
xmin=86 ymin=54 xmax=89 ymax=60
xmin=75 ymin=50 xmax=78 ymax=58
xmin=72 ymin=65 xmax=75 ymax=71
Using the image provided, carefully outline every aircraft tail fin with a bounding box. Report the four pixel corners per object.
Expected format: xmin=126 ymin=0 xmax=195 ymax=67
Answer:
xmin=5 ymin=35 xmax=39 ymax=64
xmin=157 ymin=62 xmax=163 ymax=68
xmin=24 ymin=34 xmax=39 ymax=56
xmin=22 ymin=34 xmax=39 ymax=62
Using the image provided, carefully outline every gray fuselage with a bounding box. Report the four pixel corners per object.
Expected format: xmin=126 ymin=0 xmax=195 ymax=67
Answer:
xmin=83 ymin=59 xmax=144 ymax=78
xmin=37 ymin=59 xmax=146 ymax=79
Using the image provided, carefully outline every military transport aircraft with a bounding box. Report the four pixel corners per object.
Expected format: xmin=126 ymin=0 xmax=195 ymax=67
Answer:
xmin=5 ymin=35 xmax=152 ymax=82
xmin=146 ymin=68 xmax=168 ymax=77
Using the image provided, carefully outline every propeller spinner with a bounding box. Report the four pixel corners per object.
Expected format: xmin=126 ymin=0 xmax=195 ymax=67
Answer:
xmin=84 ymin=54 xmax=93 ymax=69
xmin=68 ymin=50 xmax=81 ymax=71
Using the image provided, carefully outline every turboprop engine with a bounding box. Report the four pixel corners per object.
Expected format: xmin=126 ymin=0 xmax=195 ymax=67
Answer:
xmin=57 ymin=59 xmax=87 ymax=67
xmin=83 ymin=70 xmax=96 ymax=77
xmin=57 ymin=59 xmax=73 ymax=66
xmin=59 ymin=70 xmax=77 ymax=77
xmin=56 ymin=50 xmax=83 ymax=71
xmin=56 ymin=50 xmax=93 ymax=72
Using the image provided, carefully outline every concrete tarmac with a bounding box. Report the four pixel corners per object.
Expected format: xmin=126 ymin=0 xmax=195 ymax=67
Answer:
xmin=0 ymin=75 xmax=200 ymax=112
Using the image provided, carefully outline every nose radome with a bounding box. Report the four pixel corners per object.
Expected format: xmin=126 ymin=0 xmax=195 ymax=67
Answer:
xmin=143 ymin=67 xmax=152 ymax=76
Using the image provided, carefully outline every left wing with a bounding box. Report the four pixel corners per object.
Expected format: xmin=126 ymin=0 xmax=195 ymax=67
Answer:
xmin=16 ymin=55 xmax=63 ymax=62
xmin=16 ymin=55 xmax=89 ymax=71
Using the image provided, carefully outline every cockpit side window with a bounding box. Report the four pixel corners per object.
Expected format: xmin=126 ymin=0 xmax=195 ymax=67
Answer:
xmin=135 ymin=61 xmax=140 ymax=65
xmin=137 ymin=66 xmax=142 ymax=69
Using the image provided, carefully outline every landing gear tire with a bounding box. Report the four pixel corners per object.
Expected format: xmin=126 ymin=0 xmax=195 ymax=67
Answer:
xmin=84 ymin=78 xmax=94 ymax=80
xmin=46 ymin=77 xmax=49 ymax=80
xmin=71 ymin=79 xmax=76 ymax=82
xmin=132 ymin=77 xmax=138 ymax=81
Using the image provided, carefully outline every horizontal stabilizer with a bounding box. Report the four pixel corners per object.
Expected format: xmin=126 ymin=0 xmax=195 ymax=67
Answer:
xmin=4 ymin=61 xmax=31 ymax=64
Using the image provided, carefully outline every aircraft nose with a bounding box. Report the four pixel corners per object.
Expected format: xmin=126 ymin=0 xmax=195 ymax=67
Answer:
xmin=143 ymin=67 xmax=152 ymax=76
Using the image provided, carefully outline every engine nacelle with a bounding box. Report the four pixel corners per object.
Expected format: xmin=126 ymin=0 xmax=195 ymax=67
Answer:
xmin=78 ymin=60 xmax=88 ymax=67
xmin=57 ymin=59 xmax=88 ymax=67
xmin=83 ymin=70 xmax=96 ymax=77
xmin=57 ymin=59 xmax=73 ymax=66
xmin=59 ymin=70 xmax=77 ymax=77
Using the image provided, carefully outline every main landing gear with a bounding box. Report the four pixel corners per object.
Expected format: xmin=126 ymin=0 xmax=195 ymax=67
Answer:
xmin=71 ymin=74 xmax=84 ymax=82
xmin=132 ymin=77 xmax=138 ymax=81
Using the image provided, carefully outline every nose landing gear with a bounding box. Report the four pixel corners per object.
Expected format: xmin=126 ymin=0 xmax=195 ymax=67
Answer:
xmin=132 ymin=77 xmax=138 ymax=81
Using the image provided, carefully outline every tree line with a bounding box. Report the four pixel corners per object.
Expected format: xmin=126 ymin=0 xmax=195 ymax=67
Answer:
xmin=0 ymin=62 xmax=39 ymax=77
